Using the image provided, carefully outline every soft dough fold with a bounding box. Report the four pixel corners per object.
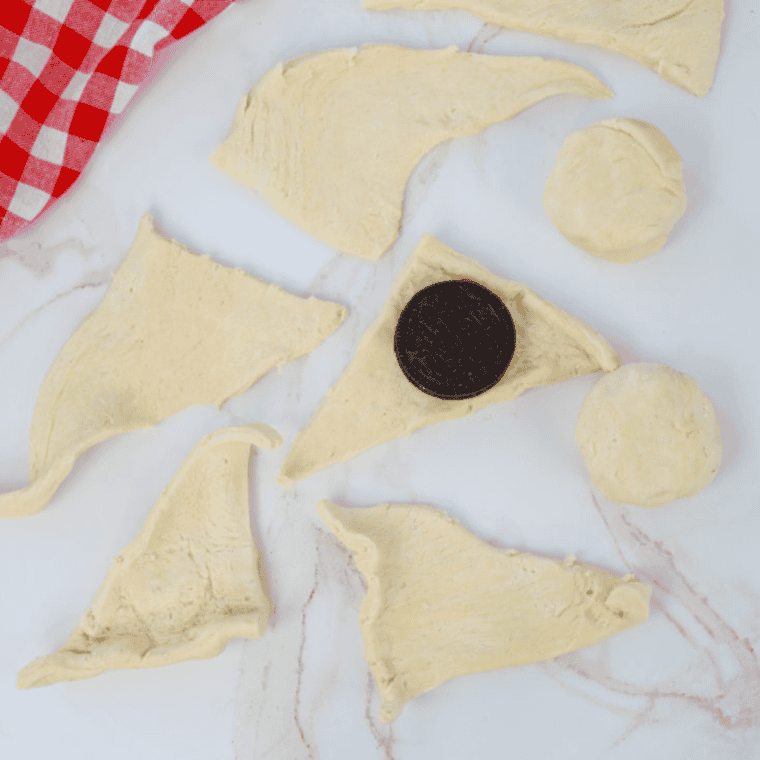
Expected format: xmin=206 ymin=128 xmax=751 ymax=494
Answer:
xmin=0 ymin=215 xmax=347 ymax=518
xmin=18 ymin=424 xmax=282 ymax=688
xmin=278 ymin=235 xmax=620 ymax=486
xmin=211 ymin=44 xmax=611 ymax=260
xmin=318 ymin=500 xmax=651 ymax=722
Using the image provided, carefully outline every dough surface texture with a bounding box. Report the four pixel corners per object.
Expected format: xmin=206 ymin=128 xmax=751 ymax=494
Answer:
xmin=17 ymin=424 xmax=282 ymax=688
xmin=575 ymin=363 xmax=721 ymax=507
xmin=279 ymin=235 xmax=620 ymax=486
xmin=364 ymin=0 xmax=723 ymax=97
xmin=544 ymin=118 xmax=687 ymax=263
xmin=0 ymin=215 xmax=347 ymax=518
xmin=318 ymin=500 xmax=651 ymax=722
xmin=211 ymin=44 xmax=611 ymax=260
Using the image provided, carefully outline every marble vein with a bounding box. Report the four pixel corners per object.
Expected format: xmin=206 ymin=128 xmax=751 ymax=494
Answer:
xmin=364 ymin=670 xmax=396 ymax=760
xmin=294 ymin=555 xmax=320 ymax=760
xmin=467 ymin=22 xmax=505 ymax=53
xmin=582 ymin=494 xmax=760 ymax=734
xmin=0 ymin=277 xmax=110 ymax=352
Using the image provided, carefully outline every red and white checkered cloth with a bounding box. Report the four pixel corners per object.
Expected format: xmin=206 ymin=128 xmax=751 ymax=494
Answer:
xmin=0 ymin=0 xmax=236 ymax=242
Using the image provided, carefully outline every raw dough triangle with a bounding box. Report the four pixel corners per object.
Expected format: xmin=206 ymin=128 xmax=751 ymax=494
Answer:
xmin=0 ymin=215 xmax=347 ymax=518
xmin=364 ymin=0 xmax=724 ymax=97
xmin=278 ymin=235 xmax=620 ymax=486
xmin=211 ymin=44 xmax=611 ymax=260
xmin=318 ymin=500 xmax=651 ymax=722
xmin=17 ymin=424 xmax=282 ymax=688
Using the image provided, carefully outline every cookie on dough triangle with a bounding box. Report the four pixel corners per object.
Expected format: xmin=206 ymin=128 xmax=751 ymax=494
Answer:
xmin=278 ymin=235 xmax=620 ymax=486
xmin=318 ymin=500 xmax=651 ymax=722
xmin=0 ymin=214 xmax=347 ymax=518
xmin=18 ymin=424 xmax=281 ymax=688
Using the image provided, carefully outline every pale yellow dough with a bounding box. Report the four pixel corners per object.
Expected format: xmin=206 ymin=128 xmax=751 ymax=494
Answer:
xmin=0 ymin=215 xmax=347 ymax=518
xmin=544 ymin=118 xmax=688 ymax=263
xmin=364 ymin=0 xmax=723 ymax=97
xmin=318 ymin=500 xmax=651 ymax=722
xmin=211 ymin=44 xmax=611 ymax=260
xmin=576 ymin=363 xmax=721 ymax=507
xmin=278 ymin=235 xmax=620 ymax=486
xmin=17 ymin=424 xmax=282 ymax=688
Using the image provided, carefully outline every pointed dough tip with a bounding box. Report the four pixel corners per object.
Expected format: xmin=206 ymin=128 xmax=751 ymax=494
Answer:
xmin=204 ymin=422 xmax=283 ymax=451
xmin=6 ymin=217 xmax=342 ymax=518
xmin=213 ymin=45 xmax=615 ymax=259
xmin=319 ymin=500 xmax=651 ymax=721
xmin=18 ymin=424 xmax=276 ymax=686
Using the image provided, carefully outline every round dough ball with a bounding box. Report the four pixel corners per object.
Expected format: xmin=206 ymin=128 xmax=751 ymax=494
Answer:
xmin=544 ymin=118 xmax=687 ymax=263
xmin=575 ymin=363 xmax=721 ymax=507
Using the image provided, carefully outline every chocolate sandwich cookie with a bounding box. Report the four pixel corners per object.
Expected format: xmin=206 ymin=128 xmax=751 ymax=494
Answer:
xmin=394 ymin=279 xmax=516 ymax=401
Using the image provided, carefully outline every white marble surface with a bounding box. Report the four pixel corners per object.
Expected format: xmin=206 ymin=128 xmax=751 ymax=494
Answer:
xmin=2 ymin=0 xmax=760 ymax=757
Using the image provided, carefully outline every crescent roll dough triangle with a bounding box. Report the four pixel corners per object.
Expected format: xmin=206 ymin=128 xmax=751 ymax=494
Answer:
xmin=0 ymin=215 xmax=347 ymax=518
xmin=364 ymin=0 xmax=724 ymax=97
xmin=278 ymin=235 xmax=620 ymax=486
xmin=211 ymin=44 xmax=611 ymax=260
xmin=18 ymin=424 xmax=282 ymax=689
xmin=318 ymin=500 xmax=651 ymax=722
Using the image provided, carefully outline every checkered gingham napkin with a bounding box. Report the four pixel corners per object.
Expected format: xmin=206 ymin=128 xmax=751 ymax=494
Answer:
xmin=0 ymin=0 xmax=236 ymax=242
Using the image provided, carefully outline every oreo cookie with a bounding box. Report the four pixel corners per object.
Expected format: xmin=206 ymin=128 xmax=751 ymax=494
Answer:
xmin=393 ymin=279 xmax=516 ymax=400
